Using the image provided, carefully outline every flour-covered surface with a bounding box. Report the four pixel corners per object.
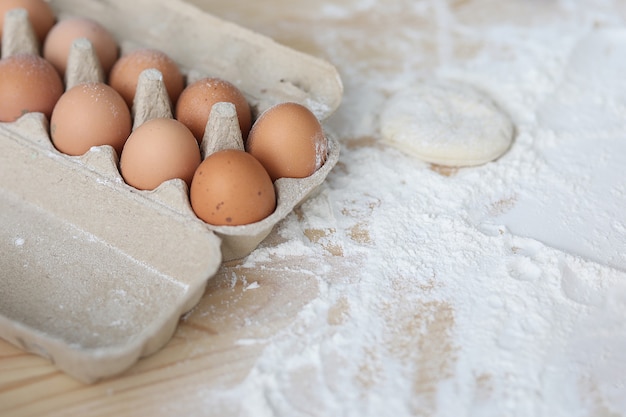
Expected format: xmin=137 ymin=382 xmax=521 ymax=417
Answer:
xmin=2 ymin=1 xmax=626 ymax=416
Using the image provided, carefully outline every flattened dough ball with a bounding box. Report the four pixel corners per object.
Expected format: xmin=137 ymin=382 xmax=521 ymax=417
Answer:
xmin=380 ymin=81 xmax=514 ymax=167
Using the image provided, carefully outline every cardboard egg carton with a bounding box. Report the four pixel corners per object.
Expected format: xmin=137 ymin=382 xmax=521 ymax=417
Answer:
xmin=0 ymin=0 xmax=342 ymax=383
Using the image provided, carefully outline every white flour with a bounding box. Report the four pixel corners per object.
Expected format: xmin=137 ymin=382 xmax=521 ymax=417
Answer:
xmin=174 ymin=1 xmax=626 ymax=416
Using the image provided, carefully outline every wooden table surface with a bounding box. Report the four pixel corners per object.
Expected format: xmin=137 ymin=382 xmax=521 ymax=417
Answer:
xmin=4 ymin=1 xmax=621 ymax=416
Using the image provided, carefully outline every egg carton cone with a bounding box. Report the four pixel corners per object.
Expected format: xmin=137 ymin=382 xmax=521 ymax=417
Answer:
xmin=0 ymin=0 xmax=342 ymax=383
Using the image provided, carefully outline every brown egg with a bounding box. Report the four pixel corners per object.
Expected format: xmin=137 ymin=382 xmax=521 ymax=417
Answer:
xmin=0 ymin=53 xmax=64 ymax=122
xmin=246 ymin=102 xmax=327 ymax=181
xmin=0 ymin=0 xmax=55 ymax=44
xmin=43 ymin=17 xmax=119 ymax=77
xmin=108 ymin=48 xmax=184 ymax=108
xmin=119 ymin=118 xmax=201 ymax=190
xmin=50 ymin=82 xmax=131 ymax=156
xmin=175 ymin=77 xmax=251 ymax=143
xmin=190 ymin=149 xmax=276 ymax=226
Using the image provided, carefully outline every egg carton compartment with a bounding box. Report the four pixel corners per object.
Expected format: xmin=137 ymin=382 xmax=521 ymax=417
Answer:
xmin=0 ymin=0 xmax=343 ymax=383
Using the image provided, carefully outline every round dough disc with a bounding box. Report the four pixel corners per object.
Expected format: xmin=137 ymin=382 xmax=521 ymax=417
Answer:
xmin=380 ymin=81 xmax=514 ymax=167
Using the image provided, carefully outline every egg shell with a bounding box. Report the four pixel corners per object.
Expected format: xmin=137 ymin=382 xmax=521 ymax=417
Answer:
xmin=108 ymin=48 xmax=184 ymax=108
xmin=246 ymin=102 xmax=327 ymax=181
xmin=119 ymin=117 xmax=201 ymax=190
xmin=0 ymin=0 xmax=55 ymax=43
xmin=190 ymin=149 xmax=276 ymax=226
xmin=175 ymin=77 xmax=252 ymax=143
xmin=0 ymin=53 xmax=64 ymax=122
xmin=43 ymin=17 xmax=119 ymax=77
xmin=50 ymin=82 xmax=131 ymax=156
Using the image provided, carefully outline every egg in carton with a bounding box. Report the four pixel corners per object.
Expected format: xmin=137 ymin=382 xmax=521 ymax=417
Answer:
xmin=0 ymin=0 xmax=342 ymax=383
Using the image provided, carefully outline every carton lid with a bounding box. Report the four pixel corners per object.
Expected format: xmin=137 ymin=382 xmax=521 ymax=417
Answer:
xmin=50 ymin=0 xmax=344 ymax=120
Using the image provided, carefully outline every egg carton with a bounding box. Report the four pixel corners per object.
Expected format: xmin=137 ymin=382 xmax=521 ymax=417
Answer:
xmin=0 ymin=0 xmax=342 ymax=383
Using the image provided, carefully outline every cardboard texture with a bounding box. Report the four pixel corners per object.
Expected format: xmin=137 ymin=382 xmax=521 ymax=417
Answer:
xmin=0 ymin=0 xmax=342 ymax=382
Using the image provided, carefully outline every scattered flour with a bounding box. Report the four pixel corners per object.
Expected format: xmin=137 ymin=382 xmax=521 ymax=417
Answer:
xmin=164 ymin=1 xmax=626 ymax=416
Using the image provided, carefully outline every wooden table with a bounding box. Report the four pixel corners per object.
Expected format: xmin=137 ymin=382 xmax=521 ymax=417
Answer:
xmin=4 ymin=1 xmax=618 ymax=416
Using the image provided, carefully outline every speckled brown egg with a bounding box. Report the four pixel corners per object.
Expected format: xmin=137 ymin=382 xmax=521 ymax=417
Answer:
xmin=175 ymin=77 xmax=252 ymax=143
xmin=245 ymin=102 xmax=327 ymax=181
xmin=50 ymin=82 xmax=131 ymax=156
xmin=43 ymin=17 xmax=119 ymax=78
xmin=0 ymin=0 xmax=55 ymax=44
xmin=0 ymin=53 xmax=64 ymax=122
xmin=108 ymin=48 xmax=184 ymax=108
xmin=190 ymin=149 xmax=276 ymax=226
xmin=119 ymin=118 xmax=201 ymax=190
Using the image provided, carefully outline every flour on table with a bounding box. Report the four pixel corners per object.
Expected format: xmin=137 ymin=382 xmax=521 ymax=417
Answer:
xmin=160 ymin=1 xmax=626 ymax=416
xmin=484 ymin=26 xmax=626 ymax=272
xmin=380 ymin=80 xmax=514 ymax=166
xmin=537 ymin=27 xmax=626 ymax=134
